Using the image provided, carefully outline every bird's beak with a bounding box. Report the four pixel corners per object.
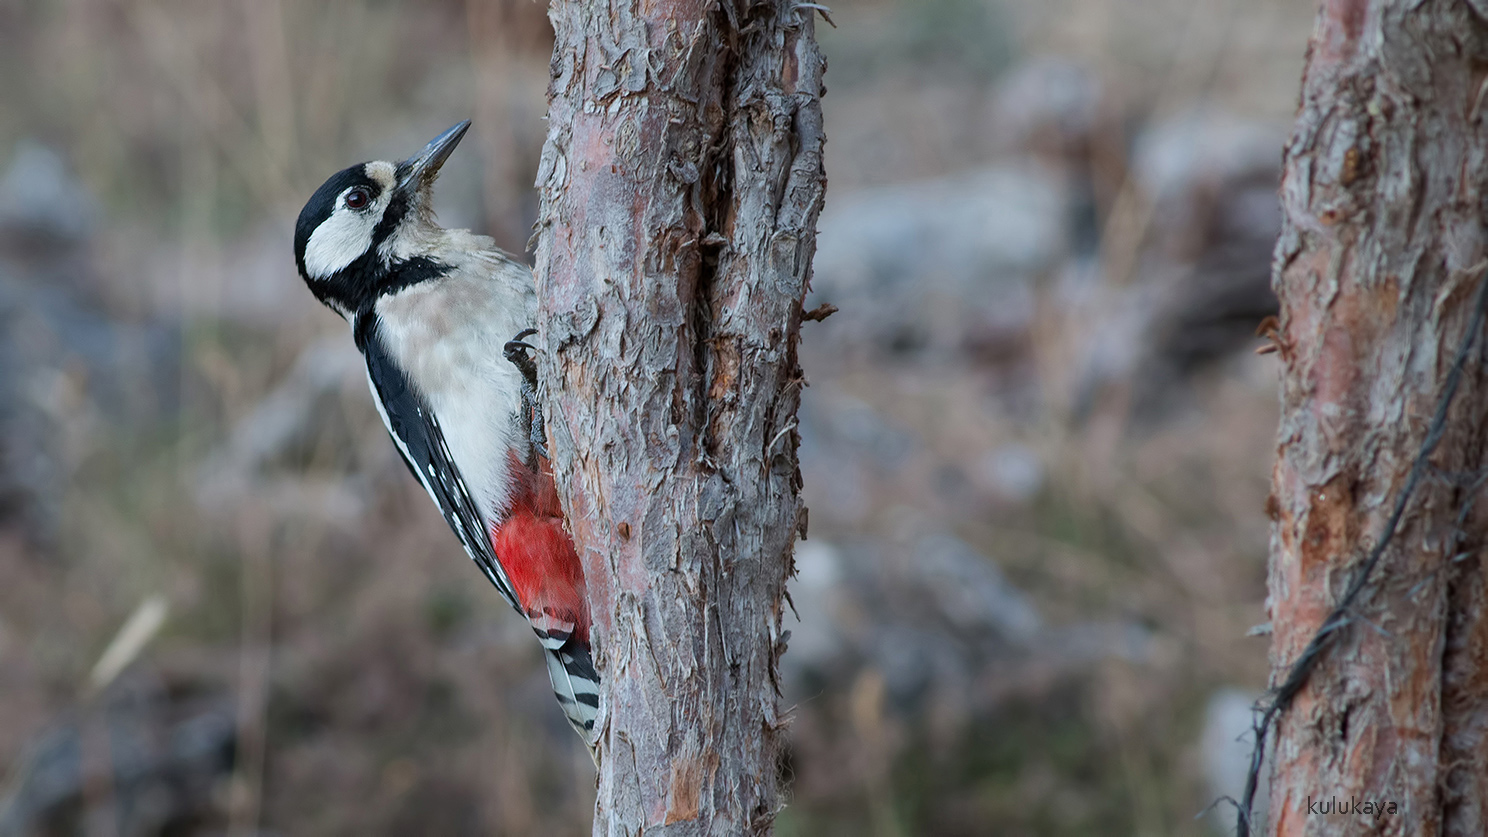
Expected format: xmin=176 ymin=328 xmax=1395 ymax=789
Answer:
xmin=397 ymin=120 xmax=470 ymax=191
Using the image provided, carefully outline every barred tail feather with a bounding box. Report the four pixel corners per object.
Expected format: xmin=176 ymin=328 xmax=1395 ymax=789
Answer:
xmin=531 ymin=615 xmax=601 ymax=742
xmin=491 ymin=456 xmax=597 ymax=745
xmin=542 ymin=642 xmax=601 ymax=739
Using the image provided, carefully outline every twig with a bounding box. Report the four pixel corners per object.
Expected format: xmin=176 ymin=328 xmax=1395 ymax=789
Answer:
xmin=801 ymin=302 xmax=838 ymax=322
xmin=792 ymin=2 xmax=835 ymax=27
xmin=767 ymin=419 xmax=798 ymax=458
xmin=1231 ymin=264 xmax=1488 ymax=835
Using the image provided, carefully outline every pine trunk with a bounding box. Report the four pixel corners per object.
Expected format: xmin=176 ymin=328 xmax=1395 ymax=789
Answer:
xmin=1267 ymin=1 xmax=1488 ymax=834
xmin=529 ymin=1 xmax=825 ymax=834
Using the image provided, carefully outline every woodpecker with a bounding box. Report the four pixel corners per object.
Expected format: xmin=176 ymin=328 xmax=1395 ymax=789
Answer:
xmin=292 ymin=121 xmax=598 ymax=742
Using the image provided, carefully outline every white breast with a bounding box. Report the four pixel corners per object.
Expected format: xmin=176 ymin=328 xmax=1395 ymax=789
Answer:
xmin=372 ymin=248 xmax=536 ymax=523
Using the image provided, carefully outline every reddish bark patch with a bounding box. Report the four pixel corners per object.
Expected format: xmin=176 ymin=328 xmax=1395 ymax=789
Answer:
xmin=1312 ymin=322 xmax=1359 ymax=420
xmin=708 ymin=340 xmax=740 ymax=400
xmin=1317 ymin=0 xmax=1368 ymax=66
xmin=664 ymin=757 xmax=702 ymax=823
xmin=1300 ymin=475 xmax=1354 ymax=578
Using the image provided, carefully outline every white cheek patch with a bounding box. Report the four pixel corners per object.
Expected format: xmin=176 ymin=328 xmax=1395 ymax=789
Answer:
xmin=303 ymin=206 xmax=376 ymax=280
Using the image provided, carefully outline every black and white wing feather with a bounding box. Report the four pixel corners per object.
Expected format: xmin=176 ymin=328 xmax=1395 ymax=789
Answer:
xmin=354 ymin=313 xmax=521 ymax=612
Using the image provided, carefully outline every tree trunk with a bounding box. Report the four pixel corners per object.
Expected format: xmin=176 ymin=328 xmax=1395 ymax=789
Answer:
xmin=530 ymin=1 xmax=825 ymax=833
xmin=1267 ymin=1 xmax=1488 ymax=834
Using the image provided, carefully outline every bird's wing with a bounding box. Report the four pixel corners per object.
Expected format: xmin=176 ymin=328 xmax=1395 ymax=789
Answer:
xmin=355 ymin=314 xmax=521 ymax=613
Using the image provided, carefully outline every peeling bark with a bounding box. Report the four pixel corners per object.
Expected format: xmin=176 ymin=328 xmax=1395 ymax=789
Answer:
xmin=1267 ymin=2 xmax=1488 ymax=835
xmin=529 ymin=1 xmax=825 ymax=834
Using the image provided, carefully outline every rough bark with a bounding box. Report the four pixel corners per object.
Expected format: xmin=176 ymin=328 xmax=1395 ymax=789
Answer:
xmin=1266 ymin=1 xmax=1488 ymax=834
xmin=530 ymin=1 xmax=825 ymax=834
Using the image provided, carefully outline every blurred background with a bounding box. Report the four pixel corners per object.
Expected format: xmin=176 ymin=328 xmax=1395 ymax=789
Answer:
xmin=0 ymin=0 xmax=1311 ymax=834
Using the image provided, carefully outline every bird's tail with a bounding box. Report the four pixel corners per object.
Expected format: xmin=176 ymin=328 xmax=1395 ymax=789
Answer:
xmin=530 ymin=611 xmax=601 ymax=746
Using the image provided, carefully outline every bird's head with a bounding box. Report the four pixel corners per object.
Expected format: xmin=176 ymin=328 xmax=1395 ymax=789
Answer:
xmin=293 ymin=120 xmax=470 ymax=317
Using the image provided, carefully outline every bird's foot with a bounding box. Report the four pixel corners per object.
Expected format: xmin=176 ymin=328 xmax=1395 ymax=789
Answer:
xmin=503 ymin=328 xmax=549 ymax=461
xmin=503 ymin=328 xmax=540 ymax=389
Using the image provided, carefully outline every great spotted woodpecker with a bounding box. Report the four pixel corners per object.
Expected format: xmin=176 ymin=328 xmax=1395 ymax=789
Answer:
xmin=292 ymin=121 xmax=598 ymax=742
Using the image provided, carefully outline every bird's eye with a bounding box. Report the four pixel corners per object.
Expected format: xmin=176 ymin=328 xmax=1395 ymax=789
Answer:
xmin=344 ymin=188 xmax=371 ymax=209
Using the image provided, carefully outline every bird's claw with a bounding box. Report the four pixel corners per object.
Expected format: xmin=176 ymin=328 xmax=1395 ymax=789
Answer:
xmin=503 ymin=329 xmax=548 ymax=462
xmin=503 ymin=330 xmax=539 ymax=373
xmin=503 ymin=327 xmax=538 ymax=351
xmin=503 ymin=339 xmax=539 ymax=390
